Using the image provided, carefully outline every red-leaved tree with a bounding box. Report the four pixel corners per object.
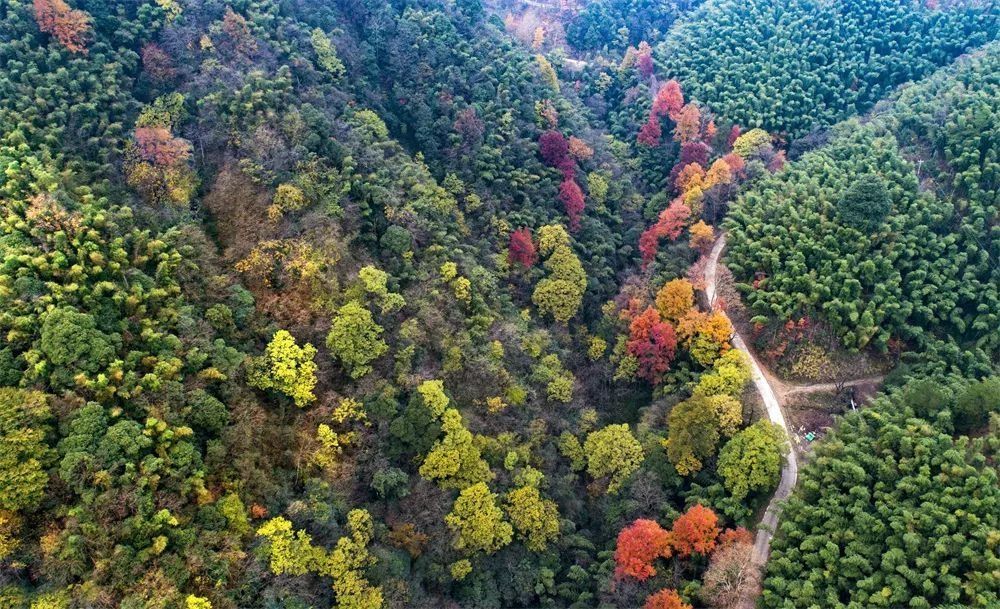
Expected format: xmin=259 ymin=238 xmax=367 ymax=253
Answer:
xmin=34 ymin=0 xmax=91 ymax=54
xmin=508 ymin=228 xmax=537 ymax=268
xmin=727 ymin=125 xmax=742 ymax=149
xmin=670 ymin=504 xmax=720 ymax=558
xmin=639 ymin=199 xmax=692 ymax=265
xmin=627 ymin=307 xmax=677 ymax=384
xmin=614 ymin=519 xmax=673 ymax=581
xmin=652 ymin=80 xmax=684 ymax=121
xmin=637 ymin=116 xmax=662 ymax=148
xmin=644 ymin=589 xmax=692 ymax=609
xmin=539 ymin=130 xmax=571 ymax=170
xmin=717 ymin=527 xmax=754 ymax=550
xmin=559 ymin=177 xmax=585 ymax=232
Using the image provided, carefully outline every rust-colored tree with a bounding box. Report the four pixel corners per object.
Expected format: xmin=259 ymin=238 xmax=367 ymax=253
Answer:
xmin=134 ymin=127 xmax=191 ymax=167
xmin=673 ymin=104 xmax=702 ymax=144
xmin=670 ymin=504 xmax=720 ymax=558
xmin=508 ymin=228 xmax=537 ymax=268
xmin=559 ymin=177 xmax=585 ymax=231
xmin=638 ymin=116 xmax=662 ymax=148
xmin=652 ymin=80 xmax=684 ymax=121
xmin=639 ymin=199 xmax=692 ymax=265
xmin=614 ymin=519 xmax=673 ymax=581
xmin=645 ymin=589 xmax=692 ymax=609
xmin=626 ymin=307 xmax=677 ymax=384
xmin=34 ymin=0 xmax=91 ymax=54
xmin=717 ymin=527 xmax=753 ymax=550
xmin=142 ymin=43 xmax=177 ymax=82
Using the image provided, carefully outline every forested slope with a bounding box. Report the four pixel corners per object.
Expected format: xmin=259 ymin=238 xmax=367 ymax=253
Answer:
xmin=725 ymin=44 xmax=1000 ymax=376
xmin=657 ymin=0 xmax=998 ymax=138
xmin=0 ymin=1 xmax=782 ymax=608
xmin=0 ymin=0 xmax=997 ymax=608
xmin=762 ymin=376 xmax=1000 ymax=609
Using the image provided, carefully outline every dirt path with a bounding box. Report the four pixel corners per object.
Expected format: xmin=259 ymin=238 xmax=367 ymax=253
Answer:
xmin=705 ymin=235 xmax=798 ymax=567
xmin=782 ymin=376 xmax=884 ymax=396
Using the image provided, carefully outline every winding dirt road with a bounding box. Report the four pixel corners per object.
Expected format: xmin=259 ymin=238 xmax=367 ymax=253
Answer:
xmin=704 ymin=235 xmax=798 ymax=567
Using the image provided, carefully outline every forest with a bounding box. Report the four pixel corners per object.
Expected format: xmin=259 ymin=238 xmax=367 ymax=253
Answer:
xmin=0 ymin=0 xmax=996 ymax=608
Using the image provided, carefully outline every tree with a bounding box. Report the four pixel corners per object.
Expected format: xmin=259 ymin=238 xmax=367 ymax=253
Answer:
xmin=134 ymin=127 xmax=192 ymax=167
xmin=717 ymin=421 xmax=787 ymax=500
xmin=445 ymin=483 xmax=513 ymax=554
xmin=0 ymin=389 xmax=51 ymax=512
xmin=645 ymin=589 xmax=692 ymax=609
xmin=653 ymin=80 xmax=684 ymax=120
xmin=952 ymin=377 xmax=1000 ymax=433
xmin=311 ymin=28 xmax=346 ymax=79
xmin=627 ymin=307 xmax=678 ymax=384
xmin=583 ymin=424 xmax=645 ymax=494
xmin=638 ymin=116 xmax=663 ymax=148
xmin=614 ymin=519 xmax=673 ymax=580
xmin=256 ymin=517 xmax=326 ymax=576
xmin=326 ymin=301 xmax=388 ymax=378
xmin=701 ymin=542 xmax=759 ymax=609
xmin=38 ymin=307 xmax=116 ymax=387
xmin=536 ymin=54 xmax=560 ymax=93
xmin=670 ymin=504 xmax=720 ymax=557
xmin=731 ymin=129 xmax=771 ymax=158
xmin=673 ymin=104 xmax=701 ymax=143
xmin=539 ymin=130 xmax=571 ymax=169
xmin=504 ymin=485 xmax=560 ymax=551
xmin=689 ymin=220 xmax=714 ymax=253
xmin=327 ymin=509 xmax=383 ymax=609
xmin=248 ymin=330 xmax=318 ymax=407
xmin=33 ymin=0 xmax=91 ymax=54
xmin=186 ymin=597 xmax=212 ymax=609
xmin=532 ymin=230 xmax=587 ymax=323
xmin=419 ymin=409 xmax=493 ymax=489
xmin=559 ymin=177 xmax=586 ymax=231
xmin=676 ymin=310 xmax=733 ymax=367
xmin=568 ymin=136 xmax=594 ymax=161
xmin=637 ymin=41 xmax=654 ymax=78
xmin=508 ymin=228 xmax=538 ymax=268
xmin=655 ymin=279 xmax=695 ymax=323
xmin=640 ymin=200 xmax=692 ymax=265
xmin=694 ymin=350 xmax=751 ymax=398
xmin=836 ymin=174 xmax=891 ymax=232
xmin=666 ymin=395 xmax=721 ymax=475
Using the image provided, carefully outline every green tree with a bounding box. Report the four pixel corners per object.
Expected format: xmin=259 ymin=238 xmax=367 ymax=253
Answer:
xmin=837 ymin=174 xmax=891 ymax=232
xmin=419 ymin=409 xmax=493 ymax=489
xmin=0 ymin=389 xmax=51 ymax=512
xmin=717 ymin=421 xmax=787 ymax=500
xmin=583 ymin=424 xmax=645 ymax=494
xmin=248 ymin=330 xmax=318 ymax=407
xmin=666 ymin=395 xmax=720 ymax=476
xmin=327 ymin=301 xmax=388 ymax=379
xmin=504 ymin=485 xmax=560 ymax=551
xmin=445 ymin=482 xmax=513 ymax=554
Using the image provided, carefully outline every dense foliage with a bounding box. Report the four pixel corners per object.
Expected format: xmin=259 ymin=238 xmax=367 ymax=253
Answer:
xmin=726 ymin=45 xmax=1000 ymax=375
xmin=762 ymin=377 xmax=1000 ymax=608
xmin=0 ymin=0 xmax=995 ymax=607
xmin=658 ymin=0 xmax=999 ymax=137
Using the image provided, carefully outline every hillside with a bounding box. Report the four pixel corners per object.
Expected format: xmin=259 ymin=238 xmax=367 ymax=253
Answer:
xmin=0 ymin=1 xmax=997 ymax=609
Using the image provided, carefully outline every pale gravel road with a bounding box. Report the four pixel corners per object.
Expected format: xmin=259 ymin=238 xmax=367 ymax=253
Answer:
xmin=704 ymin=235 xmax=798 ymax=567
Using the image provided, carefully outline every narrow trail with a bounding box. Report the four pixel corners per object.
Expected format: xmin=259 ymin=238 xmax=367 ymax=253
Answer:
xmin=782 ymin=376 xmax=883 ymax=396
xmin=704 ymin=235 xmax=798 ymax=567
